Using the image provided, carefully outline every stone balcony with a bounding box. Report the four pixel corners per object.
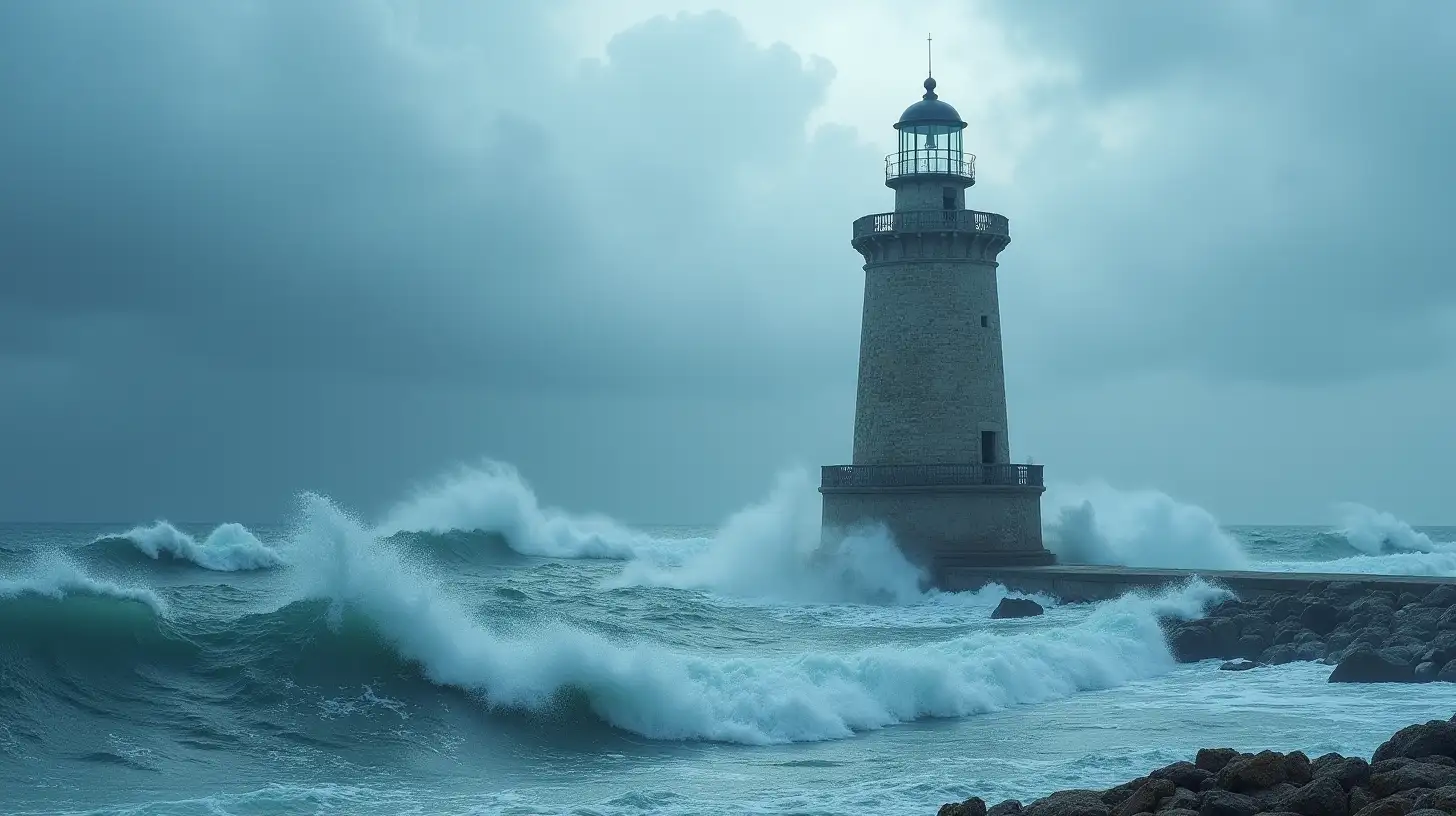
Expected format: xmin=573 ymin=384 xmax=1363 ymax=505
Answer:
xmin=850 ymin=209 xmax=1012 ymax=264
xmin=820 ymin=463 xmax=1044 ymax=490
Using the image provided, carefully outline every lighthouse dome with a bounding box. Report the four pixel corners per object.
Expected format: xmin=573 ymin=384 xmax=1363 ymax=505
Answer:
xmin=895 ymin=77 xmax=965 ymax=131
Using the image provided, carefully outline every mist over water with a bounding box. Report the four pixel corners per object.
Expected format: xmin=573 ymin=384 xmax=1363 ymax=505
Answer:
xmin=2 ymin=460 xmax=1454 ymax=815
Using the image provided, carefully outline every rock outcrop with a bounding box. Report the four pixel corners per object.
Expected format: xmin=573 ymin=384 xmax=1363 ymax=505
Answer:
xmin=1160 ymin=581 xmax=1456 ymax=683
xmin=936 ymin=717 xmax=1456 ymax=816
xmin=992 ymin=597 xmax=1046 ymax=619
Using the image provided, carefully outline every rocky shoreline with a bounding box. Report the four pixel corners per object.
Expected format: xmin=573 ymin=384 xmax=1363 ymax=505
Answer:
xmin=1163 ymin=581 xmax=1456 ymax=683
xmin=937 ymin=716 xmax=1456 ymax=816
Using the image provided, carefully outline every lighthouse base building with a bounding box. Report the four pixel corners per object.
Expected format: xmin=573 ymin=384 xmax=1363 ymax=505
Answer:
xmin=819 ymin=75 xmax=1055 ymax=574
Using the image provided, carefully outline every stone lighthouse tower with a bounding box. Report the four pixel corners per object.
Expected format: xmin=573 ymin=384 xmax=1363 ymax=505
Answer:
xmin=819 ymin=73 xmax=1055 ymax=575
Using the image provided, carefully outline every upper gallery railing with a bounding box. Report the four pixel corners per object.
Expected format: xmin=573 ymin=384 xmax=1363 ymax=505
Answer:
xmin=852 ymin=209 xmax=1010 ymax=240
xmin=820 ymin=463 xmax=1044 ymax=489
xmin=885 ymin=152 xmax=976 ymax=183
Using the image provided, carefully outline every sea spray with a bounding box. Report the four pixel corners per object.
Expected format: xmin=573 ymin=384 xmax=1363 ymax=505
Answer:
xmin=0 ymin=552 xmax=168 ymax=615
xmin=606 ymin=468 xmax=928 ymax=605
xmin=375 ymin=459 xmax=660 ymax=559
xmin=1334 ymin=502 xmax=1447 ymax=554
xmin=284 ymin=492 xmax=1230 ymax=744
xmin=1042 ymin=482 xmax=1249 ymax=570
xmin=96 ymin=520 xmax=284 ymax=571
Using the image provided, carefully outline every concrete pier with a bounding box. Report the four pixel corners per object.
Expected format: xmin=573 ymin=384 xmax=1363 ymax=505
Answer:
xmin=942 ymin=564 xmax=1456 ymax=603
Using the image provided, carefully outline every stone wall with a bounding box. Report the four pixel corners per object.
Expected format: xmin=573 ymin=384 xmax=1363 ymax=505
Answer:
xmin=893 ymin=177 xmax=968 ymax=212
xmin=852 ymin=260 xmax=1011 ymax=465
xmin=821 ymin=485 xmax=1049 ymax=568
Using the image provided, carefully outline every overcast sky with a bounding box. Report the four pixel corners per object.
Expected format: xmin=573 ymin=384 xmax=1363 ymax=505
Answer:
xmin=1 ymin=1 xmax=1452 ymax=526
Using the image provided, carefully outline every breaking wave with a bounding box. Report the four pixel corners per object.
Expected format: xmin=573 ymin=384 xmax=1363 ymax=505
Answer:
xmin=1041 ymin=482 xmax=1250 ymax=570
xmin=91 ymin=521 xmax=284 ymax=572
xmin=606 ymin=469 xmax=928 ymax=605
xmin=375 ymin=460 xmax=662 ymax=560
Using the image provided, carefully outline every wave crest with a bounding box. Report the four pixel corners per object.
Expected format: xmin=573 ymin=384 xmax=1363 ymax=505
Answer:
xmin=375 ymin=460 xmax=659 ymax=559
xmin=94 ymin=521 xmax=284 ymax=571
xmin=1043 ymin=482 xmax=1249 ymax=570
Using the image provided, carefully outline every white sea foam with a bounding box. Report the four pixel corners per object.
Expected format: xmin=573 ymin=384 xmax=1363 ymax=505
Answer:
xmin=376 ymin=460 xmax=660 ymax=559
xmin=0 ymin=553 xmax=168 ymax=614
xmin=285 ymin=492 xmax=1228 ymax=745
xmin=104 ymin=520 xmax=285 ymax=571
xmin=1334 ymin=502 xmax=1447 ymax=554
xmin=605 ymin=468 xmax=929 ymax=605
xmin=1042 ymin=482 xmax=1250 ymax=570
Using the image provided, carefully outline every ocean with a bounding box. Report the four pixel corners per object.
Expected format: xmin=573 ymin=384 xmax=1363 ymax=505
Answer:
xmin=2 ymin=463 xmax=1454 ymax=815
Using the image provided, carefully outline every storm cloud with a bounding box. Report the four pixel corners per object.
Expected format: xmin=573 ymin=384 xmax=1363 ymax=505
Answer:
xmin=1 ymin=1 xmax=1451 ymax=525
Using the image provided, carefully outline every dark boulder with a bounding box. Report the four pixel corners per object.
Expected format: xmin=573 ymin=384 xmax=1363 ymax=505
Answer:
xmin=1221 ymin=660 xmax=1262 ymax=672
xmin=988 ymin=800 xmax=1023 ymax=816
xmin=1411 ymin=786 xmax=1456 ymax=811
xmin=1348 ymin=787 xmax=1376 ymax=814
xmin=1422 ymin=585 xmax=1456 ymax=608
xmin=1373 ymin=721 xmax=1456 ymax=763
xmin=1414 ymin=662 xmax=1440 ymax=683
xmin=1350 ymin=797 xmax=1412 ymax=816
xmin=1273 ymin=777 xmax=1348 ymax=816
xmin=1102 ymin=778 xmax=1150 ymax=808
xmin=1172 ymin=626 xmax=1218 ymax=662
xmin=1197 ymin=749 xmax=1241 ymax=774
xmin=1113 ymin=779 xmax=1175 ymax=816
xmin=992 ymin=597 xmax=1045 ymax=619
xmin=1438 ymin=661 xmax=1456 ymax=683
xmin=1218 ymin=750 xmax=1292 ymax=792
xmin=1302 ymin=603 xmax=1343 ymax=636
xmin=1158 ymin=789 xmax=1201 ymax=812
xmin=1329 ymin=646 xmax=1416 ymax=683
xmin=1199 ymin=789 xmax=1258 ymax=816
xmin=1313 ymin=756 xmax=1371 ymax=791
xmin=1397 ymin=592 xmax=1423 ymax=609
xmin=1286 ymin=752 xmax=1314 ymax=785
xmin=1263 ymin=644 xmax=1300 ymax=666
xmin=1023 ymin=789 xmax=1110 ymax=816
xmin=941 ymin=798 xmax=989 ymax=816
xmin=1368 ymin=761 xmax=1456 ymax=796
xmin=1152 ymin=762 xmax=1214 ymax=792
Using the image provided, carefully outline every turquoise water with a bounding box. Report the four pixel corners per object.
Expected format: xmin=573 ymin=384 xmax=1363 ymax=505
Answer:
xmin=2 ymin=466 xmax=1453 ymax=815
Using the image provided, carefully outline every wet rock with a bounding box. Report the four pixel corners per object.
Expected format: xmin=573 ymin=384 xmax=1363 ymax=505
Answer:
xmin=1329 ymin=646 xmax=1416 ymax=683
xmin=1397 ymin=593 xmax=1423 ymax=609
xmin=1411 ymin=786 xmax=1456 ymax=811
xmin=1023 ymin=789 xmax=1110 ymax=816
xmin=1286 ymin=752 xmax=1314 ymax=786
xmin=1273 ymin=776 xmax=1349 ymax=816
xmin=1218 ymin=750 xmax=1291 ymax=792
xmin=1254 ymin=784 xmax=1299 ymax=809
xmin=1303 ymin=603 xmax=1343 ymax=636
xmin=1438 ymin=661 xmax=1456 ymax=683
xmin=1373 ymin=721 xmax=1456 ymax=763
xmin=1220 ymin=659 xmax=1261 ymax=672
xmin=992 ymin=598 xmax=1044 ymax=619
xmin=1151 ymin=763 xmax=1213 ymax=792
xmin=1159 ymin=811 xmax=1199 ymax=816
xmin=1199 ymin=789 xmax=1258 ymax=816
xmin=941 ymin=798 xmax=988 ymax=816
xmin=1368 ymin=761 xmax=1456 ymax=796
xmin=1157 ymin=789 xmax=1200 ymax=812
xmin=1351 ymin=797 xmax=1412 ymax=816
xmin=1407 ymin=809 xmax=1448 ymax=816
xmin=1422 ymin=585 xmax=1456 ymax=607
xmin=1113 ymin=779 xmax=1175 ymax=816
xmin=1102 ymin=778 xmax=1150 ymax=807
xmin=1236 ymin=635 xmax=1269 ymax=660
xmin=1349 ymin=787 xmax=1376 ymax=814
xmin=987 ymin=800 xmax=1023 ymax=816
xmin=1197 ymin=749 xmax=1241 ymax=774
xmin=1414 ymin=662 xmax=1440 ymax=682
xmin=1313 ymin=756 xmax=1372 ymax=791
xmin=1263 ymin=644 xmax=1300 ymax=665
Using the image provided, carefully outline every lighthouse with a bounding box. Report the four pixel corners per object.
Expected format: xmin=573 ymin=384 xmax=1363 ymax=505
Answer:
xmin=819 ymin=73 xmax=1055 ymax=575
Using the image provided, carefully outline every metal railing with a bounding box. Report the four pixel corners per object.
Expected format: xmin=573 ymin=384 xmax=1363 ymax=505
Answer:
xmin=852 ymin=209 xmax=1010 ymax=239
xmin=821 ymin=463 xmax=1044 ymax=489
xmin=885 ymin=152 xmax=976 ymax=183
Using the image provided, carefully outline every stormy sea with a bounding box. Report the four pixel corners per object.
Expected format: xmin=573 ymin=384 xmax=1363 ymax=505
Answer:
xmin=3 ymin=462 xmax=1454 ymax=815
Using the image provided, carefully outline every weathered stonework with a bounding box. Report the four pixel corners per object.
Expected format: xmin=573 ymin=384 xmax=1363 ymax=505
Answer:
xmin=819 ymin=76 xmax=1055 ymax=580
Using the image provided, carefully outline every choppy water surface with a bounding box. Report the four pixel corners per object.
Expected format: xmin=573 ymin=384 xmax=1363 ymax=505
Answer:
xmin=2 ymin=464 xmax=1453 ymax=815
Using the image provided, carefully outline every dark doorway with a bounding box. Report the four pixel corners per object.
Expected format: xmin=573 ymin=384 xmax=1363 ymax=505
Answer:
xmin=942 ymin=188 xmax=956 ymax=210
xmin=981 ymin=431 xmax=997 ymax=464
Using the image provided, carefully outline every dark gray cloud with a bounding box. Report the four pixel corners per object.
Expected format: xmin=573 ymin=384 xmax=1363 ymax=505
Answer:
xmin=984 ymin=0 xmax=1456 ymax=384
xmin=0 ymin=1 xmax=1451 ymax=524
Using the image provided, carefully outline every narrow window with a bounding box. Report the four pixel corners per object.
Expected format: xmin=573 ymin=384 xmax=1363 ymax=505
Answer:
xmin=942 ymin=188 xmax=956 ymax=210
xmin=981 ymin=431 xmax=997 ymax=464
xmin=980 ymin=315 xmax=989 ymax=328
